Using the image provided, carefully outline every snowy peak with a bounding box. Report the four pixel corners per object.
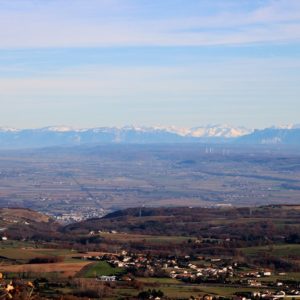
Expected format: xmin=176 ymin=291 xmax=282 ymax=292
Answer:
xmin=270 ymin=124 xmax=300 ymax=130
xmin=188 ymin=125 xmax=251 ymax=138
xmin=0 ymin=127 xmax=19 ymax=132
xmin=0 ymin=124 xmax=299 ymax=148
xmin=101 ymin=124 xmax=252 ymax=138
xmin=40 ymin=126 xmax=77 ymax=132
xmin=237 ymin=126 xmax=300 ymax=145
xmin=28 ymin=125 xmax=250 ymax=138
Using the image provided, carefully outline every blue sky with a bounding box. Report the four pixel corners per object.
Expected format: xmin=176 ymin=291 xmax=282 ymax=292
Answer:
xmin=0 ymin=0 xmax=300 ymax=129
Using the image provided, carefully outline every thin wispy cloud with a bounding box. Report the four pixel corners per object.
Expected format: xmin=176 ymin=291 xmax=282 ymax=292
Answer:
xmin=0 ymin=0 xmax=300 ymax=48
xmin=1 ymin=58 xmax=299 ymax=103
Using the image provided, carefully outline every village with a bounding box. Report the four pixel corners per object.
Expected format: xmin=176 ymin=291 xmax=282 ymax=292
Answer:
xmin=80 ymin=249 xmax=300 ymax=299
xmin=52 ymin=207 xmax=107 ymax=224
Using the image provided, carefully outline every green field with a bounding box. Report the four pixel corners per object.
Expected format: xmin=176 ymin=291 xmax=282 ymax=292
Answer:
xmin=0 ymin=247 xmax=76 ymax=264
xmin=0 ymin=248 xmax=42 ymax=262
xmin=113 ymin=283 xmax=264 ymax=299
xmin=256 ymin=272 xmax=300 ymax=282
xmin=241 ymin=244 xmax=300 ymax=258
xmin=0 ymin=240 xmax=38 ymax=249
xmin=82 ymin=261 xmax=124 ymax=278
xmin=137 ymin=277 xmax=180 ymax=284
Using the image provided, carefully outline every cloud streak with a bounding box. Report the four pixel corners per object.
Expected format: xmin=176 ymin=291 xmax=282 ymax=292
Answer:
xmin=1 ymin=58 xmax=299 ymax=99
xmin=0 ymin=0 xmax=300 ymax=48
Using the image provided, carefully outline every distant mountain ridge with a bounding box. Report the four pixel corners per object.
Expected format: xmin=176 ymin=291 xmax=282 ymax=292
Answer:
xmin=0 ymin=124 xmax=251 ymax=137
xmin=237 ymin=128 xmax=300 ymax=145
xmin=0 ymin=125 xmax=299 ymax=148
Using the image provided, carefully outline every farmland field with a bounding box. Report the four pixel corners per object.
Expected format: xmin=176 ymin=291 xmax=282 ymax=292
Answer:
xmin=82 ymin=261 xmax=124 ymax=278
xmin=0 ymin=261 xmax=90 ymax=277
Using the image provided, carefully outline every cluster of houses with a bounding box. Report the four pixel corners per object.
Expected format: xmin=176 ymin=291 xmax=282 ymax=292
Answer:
xmin=243 ymin=271 xmax=272 ymax=278
xmin=80 ymin=250 xmax=300 ymax=299
xmin=233 ymin=289 xmax=300 ymax=300
xmin=81 ymin=251 xmax=238 ymax=283
xmin=172 ymin=264 xmax=234 ymax=282
xmin=53 ymin=207 xmax=106 ymax=223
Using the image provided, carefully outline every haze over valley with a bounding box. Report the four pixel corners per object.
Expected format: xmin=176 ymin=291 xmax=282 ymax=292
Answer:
xmin=0 ymin=141 xmax=299 ymax=222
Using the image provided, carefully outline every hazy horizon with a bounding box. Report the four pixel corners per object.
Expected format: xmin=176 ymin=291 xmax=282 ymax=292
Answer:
xmin=0 ymin=123 xmax=299 ymax=131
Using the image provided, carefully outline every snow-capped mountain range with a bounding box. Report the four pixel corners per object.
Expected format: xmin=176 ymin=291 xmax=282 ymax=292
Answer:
xmin=0 ymin=124 xmax=299 ymax=148
xmin=0 ymin=124 xmax=252 ymax=137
